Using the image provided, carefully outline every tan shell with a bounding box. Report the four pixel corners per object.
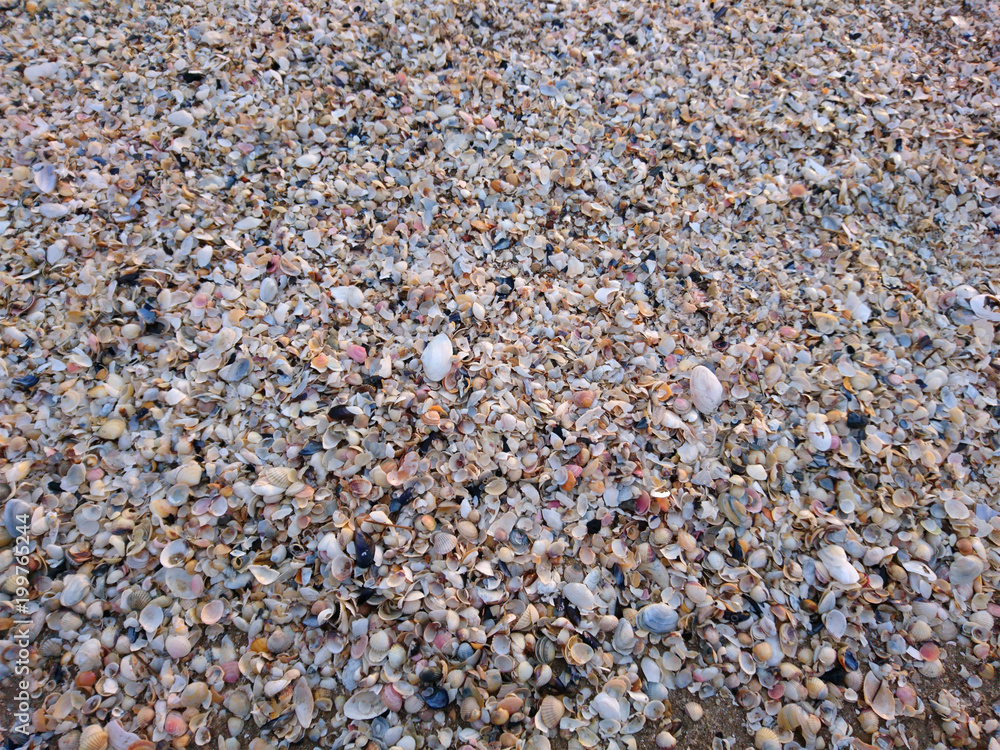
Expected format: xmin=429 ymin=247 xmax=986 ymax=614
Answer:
xmin=261 ymin=466 xmax=298 ymax=488
xmin=127 ymin=589 xmax=152 ymax=611
xmin=537 ymin=696 xmax=565 ymax=729
xmin=460 ymin=695 xmax=482 ymax=722
xmin=79 ymin=726 xmax=109 ymax=750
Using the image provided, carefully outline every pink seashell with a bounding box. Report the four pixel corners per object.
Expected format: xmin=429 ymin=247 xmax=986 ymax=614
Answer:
xmin=434 ymin=632 xmax=451 ymax=650
xmin=86 ymin=468 xmax=104 ymax=481
xmin=346 ymin=344 xmax=367 ymax=363
xmin=635 ymin=493 xmax=650 ymax=514
xmin=896 ymin=684 xmax=916 ymax=707
xmin=164 ymin=712 xmax=188 ymax=736
xmin=919 ymin=643 xmax=940 ymax=661
xmin=382 ymin=684 xmax=403 ymax=712
xmin=768 ymin=684 xmax=785 ymax=700
xmin=221 ymin=661 xmax=240 ymax=683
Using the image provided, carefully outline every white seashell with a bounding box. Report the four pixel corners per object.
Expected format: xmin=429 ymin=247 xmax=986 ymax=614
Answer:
xmin=235 ymin=217 xmax=262 ymax=231
xmin=166 ymin=635 xmax=192 ymax=659
xmin=817 ymin=545 xmax=860 ymax=585
xmin=806 ymin=419 xmax=833 ymax=451
xmin=160 ymin=538 xmax=189 ymax=568
xmin=690 ymin=366 xmax=724 ymax=414
xmin=294 ymin=677 xmax=314 ymax=728
xmin=950 ymin=555 xmax=984 ymax=586
xmin=201 ymin=600 xmax=225 ymax=625
xmin=387 ymin=643 xmax=407 ymax=669
xmin=432 ymin=532 xmax=458 ymax=556
xmin=138 ymin=603 xmax=164 ymax=633
xmin=613 ymin=619 xmax=636 ymax=654
xmin=824 ymin=610 xmax=848 ymax=640
xmin=592 ymin=691 xmax=622 ymax=722
xmin=421 ymin=334 xmax=454 ymax=382
xmin=970 ymin=293 xmax=1000 ymax=322
xmin=167 ymin=110 xmax=195 ymax=127
xmin=249 ymin=565 xmax=281 ymax=585
xmin=635 ymin=603 xmax=679 ymax=634
xmin=35 ymin=164 xmax=56 ymax=194
xmin=60 ymin=574 xmax=91 ymax=607
xmin=343 ymin=690 xmax=389 ymax=720
xmin=368 ymin=630 xmax=392 ymax=661
xmin=40 ymin=203 xmax=70 ymax=218
xmin=562 ymin=582 xmax=596 ymax=611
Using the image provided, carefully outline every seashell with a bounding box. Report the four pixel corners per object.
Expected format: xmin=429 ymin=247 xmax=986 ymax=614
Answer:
xmin=824 ymin=609 xmax=847 ymax=639
xmin=138 ymin=603 xmax=163 ymax=633
xmin=294 ymin=677 xmax=314 ymax=728
xmin=690 ymin=365 xmax=724 ymax=414
xmin=423 ymin=686 xmax=450 ymax=709
xmin=970 ymin=293 xmax=1000 ymax=321
xmin=262 ymin=466 xmax=298 ymax=488
xmin=354 ymin=528 xmax=375 ymax=568
xmin=80 ymin=726 xmax=109 ymax=750
xmin=421 ymin=334 xmax=454 ymax=382
xmin=755 ymin=728 xmax=781 ymax=750
xmin=368 ymin=630 xmax=392 ymax=661
xmin=817 ymin=545 xmax=860 ymax=585
xmin=179 ymin=682 xmax=209 ymax=707
xmin=200 ymin=599 xmax=225 ymax=625
xmin=685 ymin=702 xmax=703 ymax=721
xmin=166 ymin=635 xmax=192 ymax=659
xmin=562 ymin=582 xmax=595 ymax=611
xmin=432 ymin=532 xmax=459 ymax=556
xmin=718 ymin=495 xmax=748 ymax=528
xmin=386 ymin=643 xmax=407 ymax=669
xmin=612 ymin=619 xmax=636 ymax=654
xmin=537 ymin=695 xmax=565 ymax=729
xmin=777 ymin=704 xmax=804 ymax=732
xmin=160 ymin=538 xmax=189 ymax=568
xmin=381 ymin=684 xmax=403 ymax=712
xmin=950 ymin=555 xmax=984 ymax=586
xmin=858 ymin=709 xmax=879 ymax=734
xmin=40 ymin=638 xmax=63 ymax=656
xmin=248 ymin=565 xmax=281 ymax=585
xmin=175 ymin=461 xmax=203 ymax=486
xmin=461 ymin=695 xmax=482 ymax=722
xmin=491 ymin=706 xmax=510 ymax=725
xmin=344 ymin=690 xmax=389 ymax=720
xmin=163 ymin=713 xmax=187 ymax=736
xmin=565 ymin=639 xmax=594 ymax=666
xmin=60 ymin=574 xmax=92 ymax=607
xmin=806 ymin=419 xmax=833 ymax=451
xmin=535 ymin=637 xmax=556 ymax=664
xmin=636 ymin=603 xmax=679 ymax=634
xmin=870 ymin=679 xmax=896 ymax=720
xmin=224 ymin=690 xmax=251 ymax=719
xmin=592 ymin=692 xmax=622 ymax=722
xmin=348 ymin=477 xmax=373 ymax=498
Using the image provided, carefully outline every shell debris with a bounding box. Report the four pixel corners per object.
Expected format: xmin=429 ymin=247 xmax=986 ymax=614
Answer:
xmin=2 ymin=0 xmax=1000 ymax=749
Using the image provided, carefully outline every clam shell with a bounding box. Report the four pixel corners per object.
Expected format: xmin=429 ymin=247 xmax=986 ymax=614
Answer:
xmin=592 ymin=691 xmax=622 ymax=722
xmin=950 ymin=555 xmax=984 ymax=586
xmin=635 ymin=603 xmax=679 ymax=634
xmin=970 ymin=293 xmax=1000 ymax=321
xmin=534 ymin=637 xmax=556 ymax=664
xmin=421 ymin=334 xmax=454 ymax=382
xmin=461 ymin=695 xmax=482 ymax=722
xmin=690 ymin=365 xmax=724 ymax=414
xmin=562 ymin=582 xmax=596 ymax=611
xmin=612 ymin=619 xmax=636 ymax=654
xmin=343 ymin=690 xmax=389 ymax=720
xmin=386 ymin=643 xmax=407 ymax=669
xmin=565 ymin=639 xmax=594 ymax=666
xmin=262 ymin=466 xmax=298 ymax=488
xmin=817 ymin=545 xmax=860 ymax=585
xmin=294 ymin=677 xmax=314 ymax=728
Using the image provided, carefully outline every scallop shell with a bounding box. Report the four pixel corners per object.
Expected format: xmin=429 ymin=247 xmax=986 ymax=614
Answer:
xmin=40 ymin=638 xmax=63 ymax=656
xmin=635 ymin=603 xmax=679 ymax=634
xmin=432 ymin=532 xmax=458 ymax=556
xmin=343 ymin=690 xmax=389 ymax=721
xmin=421 ymin=334 xmax=454 ymax=382
xmin=755 ymin=728 xmax=780 ymax=750
xmin=262 ymin=466 xmax=298 ymax=488
xmin=690 ymin=365 xmax=724 ymax=414
xmin=950 ymin=555 xmax=984 ymax=586
xmin=537 ymin=695 xmax=565 ymax=730
xmin=79 ymin=726 xmax=109 ymax=750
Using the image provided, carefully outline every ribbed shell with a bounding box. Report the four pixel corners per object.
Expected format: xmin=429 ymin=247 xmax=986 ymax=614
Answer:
xmin=127 ymin=589 xmax=152 ymax=612
xmin=79 ymin=726 xmax=109 ymax=750
xmin=537 ymin=695 xmax=565 ymax=729
xmin=431 ymin=532 xmax=458 ymax=556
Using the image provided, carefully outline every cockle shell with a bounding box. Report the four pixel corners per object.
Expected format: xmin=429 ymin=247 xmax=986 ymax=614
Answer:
xmin=432 ymin=532 xmax=458 ymax=556
xmin=79 ymin=726 xmax=108 ymax=750
xmin=368 ymin=630 xmax=392 ymax=662
xmin=537 ymin=695 xmax=565 ymax=729
xmin=421 ymin=334 xmax=453 ymax=382
xmin=950 ymin=555 xmax=984 ymax=586
xmin=635 ymin=603 xmax=679 ymax=634
xmin=343 ymin=690 xmax=389 ymax=720
xmin=690 ymin=365 xmax=724 ymax=414
xmin=386 ymin=643 xmax=407 ymax=669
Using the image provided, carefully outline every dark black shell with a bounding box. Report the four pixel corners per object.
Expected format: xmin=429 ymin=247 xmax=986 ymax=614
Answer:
xmin=422 ymin=686 xmax=449 ymax=709
xmin=354 ymin=528 xmax=375 ymax=568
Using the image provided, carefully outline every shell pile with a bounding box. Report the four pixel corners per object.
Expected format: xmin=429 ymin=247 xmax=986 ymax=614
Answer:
xmin=1 ymin=0 xmax=1000 ymax=749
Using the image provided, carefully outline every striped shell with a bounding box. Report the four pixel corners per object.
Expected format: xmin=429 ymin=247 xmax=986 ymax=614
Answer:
xmin=460 ymin=695 xmax=482 ymax=722
xmin=432 ymin=532 xmax=458 ymax=556
xmin=534 ymin=637 xmax=556 ymax=664
xmin=368 ymin=630 xmax=392 ymax=662
xmin=40 ymin=638 xmax=63 ymax=657
xmin=537 ymin=695 xmax=565 ymax=729
xmin=79 ymin=726 xmax=109 ymax=750
xmin=386 ymin=643 xmax=407 ymax=669
xmin=261 ymin=467 xmax=298 ymax=488
xmin=127 ymin=589 xmax=152 ymax=611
